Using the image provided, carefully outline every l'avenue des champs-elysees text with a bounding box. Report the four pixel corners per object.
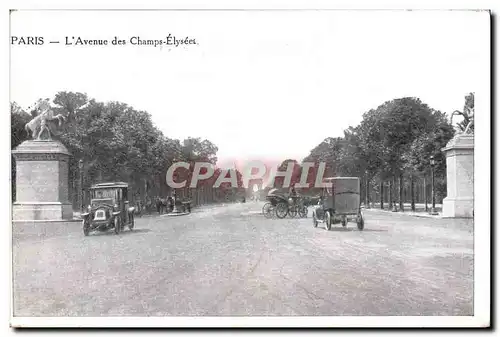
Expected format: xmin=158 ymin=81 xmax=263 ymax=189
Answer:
xmin=11 ymin=35 xmax=198 ymax=48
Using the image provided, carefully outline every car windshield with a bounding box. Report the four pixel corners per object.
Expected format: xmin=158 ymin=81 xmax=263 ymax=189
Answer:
xmin=91 ymin=188 xmax=117 ymax=202
xmin=91 ymin=198 xmax=114 ymax=207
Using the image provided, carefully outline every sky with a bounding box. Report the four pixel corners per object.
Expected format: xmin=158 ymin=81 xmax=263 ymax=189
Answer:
xmin=9 ymin=10 xmax=489 ymax=167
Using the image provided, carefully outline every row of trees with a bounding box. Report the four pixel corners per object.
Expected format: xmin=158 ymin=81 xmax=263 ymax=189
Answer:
xmin=11 ymin=92 xmax=245 ymax=207
xmin=11 ymin=91 xmax=473 ymax=212
xmin=269 ymin=94 xmax=474 ymax=211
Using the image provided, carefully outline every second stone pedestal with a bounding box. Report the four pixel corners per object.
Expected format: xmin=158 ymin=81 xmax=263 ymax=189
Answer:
xmin=442 ymin=134 xmax=474 ymax=218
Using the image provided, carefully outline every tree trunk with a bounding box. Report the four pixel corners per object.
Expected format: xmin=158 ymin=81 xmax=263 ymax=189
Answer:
xmin=424 ymin=176 xmax=428 ymax=212
xmin=388 ymin=179 xmax=393 ymax=211
xmin=393 ymin=176 xmax=398 ymax=211
xmin=415 ymin=179 xmax=419 ymax=205
xmin=399 ymin=175 xmax=404 ymax=212
xmin=77 ymin=164 xmax=82 ymax=212
xmin=380 ymin=180 xmax=384 ymax=209
xmin=362 ymin=181 xmax=365 ymax=206
xmin=410 ymin=175 xmax=416 ymax=211
xmin=365 ymin=174 xmax=370 ymax=208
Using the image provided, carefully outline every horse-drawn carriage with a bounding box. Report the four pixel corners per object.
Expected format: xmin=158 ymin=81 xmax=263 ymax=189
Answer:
xmin=262 ymin=188 xmax=308 ymax=219
xmin=311 ymin=177 xmax=364 ymax=231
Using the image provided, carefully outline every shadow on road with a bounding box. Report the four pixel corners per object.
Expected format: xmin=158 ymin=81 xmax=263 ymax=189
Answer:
xmin=323 ymin=227 xmax=388 ymax=232
xmin=88 ymin=228 xmax=151 ymax=237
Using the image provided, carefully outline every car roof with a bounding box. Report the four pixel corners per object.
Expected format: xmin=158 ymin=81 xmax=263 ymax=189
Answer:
xmin=91 ymin=182 xmax=129 ymax=189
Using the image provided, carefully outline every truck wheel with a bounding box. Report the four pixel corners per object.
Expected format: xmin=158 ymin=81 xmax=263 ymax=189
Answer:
xmin=325 ymin=211 xmax=332 ymax=231
xmin=357 ymin=214 xmax=364 ymax=231
xmin=114 ymin=216 xmax=121 ymax=234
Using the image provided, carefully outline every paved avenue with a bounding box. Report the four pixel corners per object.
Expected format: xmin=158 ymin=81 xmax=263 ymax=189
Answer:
xmin=13 ymin=202 xmax=473 ymax=316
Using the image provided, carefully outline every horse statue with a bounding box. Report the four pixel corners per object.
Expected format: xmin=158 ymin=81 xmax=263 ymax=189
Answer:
xmin=24 ymin=98 xmax=66 ymax=141
xmin=450 ymin=96 xmax=474 ymax=135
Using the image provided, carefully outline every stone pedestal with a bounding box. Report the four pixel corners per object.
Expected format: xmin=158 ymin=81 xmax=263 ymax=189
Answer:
xmin=442 ymin=134 xmax=474 ymax=218
xmin=12 ymin=140 xmax=73 ymax=221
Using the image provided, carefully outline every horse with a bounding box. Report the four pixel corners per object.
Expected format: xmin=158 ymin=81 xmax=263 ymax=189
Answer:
xmin=156 ymin=197 xmax=174 ymax=214
xmin=25 ymin=99 xmax=66 ymax=140
xmin=302 ymin=196 xmax=321 ymax=207
xmin=450 ymin=108 xmax=474 ymax=134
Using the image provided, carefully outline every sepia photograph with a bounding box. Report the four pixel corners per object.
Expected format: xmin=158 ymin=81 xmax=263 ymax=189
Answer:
xmin=8 ymin=8 xmax=491 ymax=328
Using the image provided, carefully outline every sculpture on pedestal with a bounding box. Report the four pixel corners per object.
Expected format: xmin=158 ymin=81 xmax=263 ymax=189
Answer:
xmin=12 ymin=98 xmax=73 ymax=221
xmin=442 ymin=93 xmax=474 ymax=218
xmin=24 ymin=98 xmax=66 ymax=141
xmin=450 ymin=92 xmax=474 ymax=135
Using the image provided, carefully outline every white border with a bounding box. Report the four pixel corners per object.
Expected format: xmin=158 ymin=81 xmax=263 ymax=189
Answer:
xmin=3 ymin=1 xmax=493 ymax=330
xmin=8 ymin=316 xmax=491 ymax=328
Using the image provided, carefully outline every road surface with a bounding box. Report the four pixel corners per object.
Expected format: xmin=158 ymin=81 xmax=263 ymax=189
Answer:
xmin=13 ymin=202 xmax=473 ymax=316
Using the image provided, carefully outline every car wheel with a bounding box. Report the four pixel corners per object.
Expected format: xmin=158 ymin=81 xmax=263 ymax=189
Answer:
xmin=275 ymin=202 xmax=288 ymax=219
xmin=114 ymin=216 xmax=121 ymax=234
xmin=83 ymin=219 xmax=90 ymax=236
xmin=312 ymin=212 xmax=318 ymax=227
xmin=128 ymin=213 xmax=134 ymax=230
xmin=325 ymin=211 xmax=332 ymax=231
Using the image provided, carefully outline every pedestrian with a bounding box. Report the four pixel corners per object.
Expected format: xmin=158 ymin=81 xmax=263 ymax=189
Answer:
xmin=156 ymin=197 xmax=162 ymax=214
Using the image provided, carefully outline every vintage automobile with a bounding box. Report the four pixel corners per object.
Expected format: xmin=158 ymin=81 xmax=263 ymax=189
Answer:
xmin=81 ymin=182 xmax=136 ymax=236
xmin=311 ymin=177 xmax=364 ymax=231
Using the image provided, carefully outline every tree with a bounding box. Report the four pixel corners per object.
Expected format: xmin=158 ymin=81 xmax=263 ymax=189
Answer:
xmin=181 ymin=137 xmax=218 ymax=164
xmin=12 ymin=91 xmax=223 ymax=208
xmin=357 ymin=97 xmax=443 ymax=210
xmin=173 ymin=137 xmax=219 ymax=193
xmin=303 ymin=137 xmax=343 ymax=176
xmin=11 ymin=102 xmax=32 ymax=202
xmin=270 ymin=159 xmax=301 ymax=189
xmin=302 ymin=96 xmax=455 ymax=211
xmin=403 ymin=110 xmax=455 ymax=206
xmin=53 ymin=91 xmax=89 ymax=121
xmin=11 ymin=102 xmax=31 ymax=149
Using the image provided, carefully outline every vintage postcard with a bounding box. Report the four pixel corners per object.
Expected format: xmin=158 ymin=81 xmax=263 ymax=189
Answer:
xmin=8 ymin=9 xmax=491 ymax=328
